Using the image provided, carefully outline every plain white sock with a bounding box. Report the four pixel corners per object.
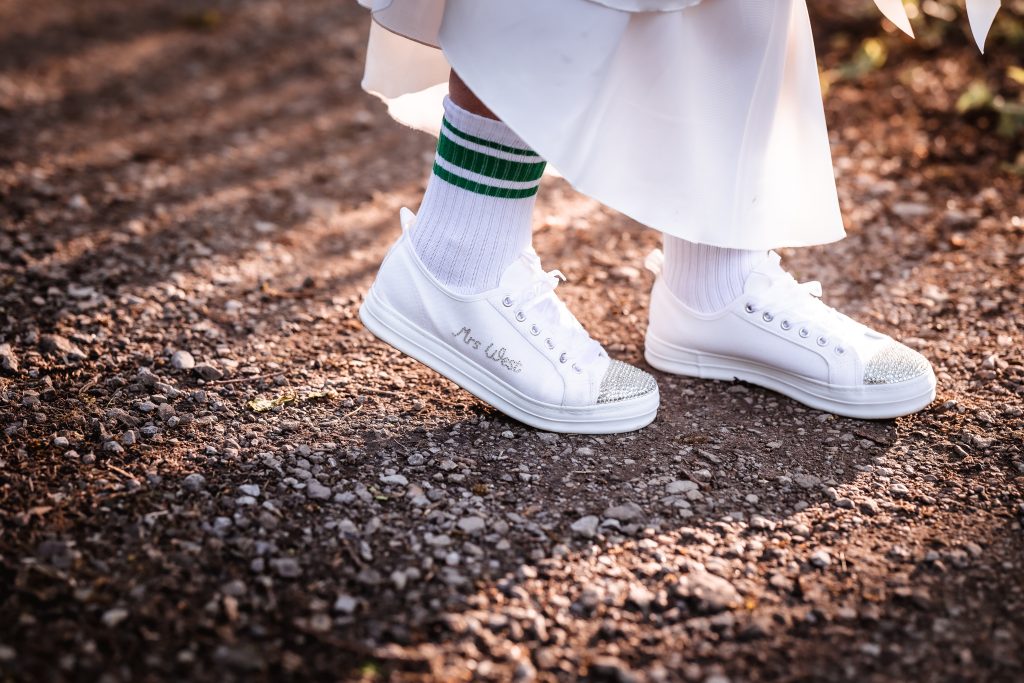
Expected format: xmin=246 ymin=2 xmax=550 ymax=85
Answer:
xmin=662 ymin=235 xmax=768 ymax=314
xmin=411 ymin=97 xmax=545 ymax=294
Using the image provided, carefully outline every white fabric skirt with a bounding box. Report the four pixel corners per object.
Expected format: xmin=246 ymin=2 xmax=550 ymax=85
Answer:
xmin=359 ymin=0 xmax=845 ymax=250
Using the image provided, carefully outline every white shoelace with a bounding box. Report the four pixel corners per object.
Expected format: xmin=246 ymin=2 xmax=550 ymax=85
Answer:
xmin=743 ymin=252 xmax=869 ymax=354
xmin=506 ymin=257 xmax=604 ymax=373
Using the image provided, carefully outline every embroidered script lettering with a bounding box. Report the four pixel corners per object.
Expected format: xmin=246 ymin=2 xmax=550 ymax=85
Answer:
xmin=452 ymin=327 xmax=523 ymax=374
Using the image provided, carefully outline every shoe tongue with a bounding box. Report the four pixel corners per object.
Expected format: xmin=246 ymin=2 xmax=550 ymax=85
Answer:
xmin=742 ymin=251 xmax=785 ymax=293
xmin=497 ymin=250 xmax=545 ymax=291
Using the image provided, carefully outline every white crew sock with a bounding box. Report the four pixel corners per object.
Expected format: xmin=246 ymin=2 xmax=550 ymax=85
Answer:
xmin=410 ymin=97 xmax=546 ymax=294
xmin=662 ymin=235 xmax=768 ymax=314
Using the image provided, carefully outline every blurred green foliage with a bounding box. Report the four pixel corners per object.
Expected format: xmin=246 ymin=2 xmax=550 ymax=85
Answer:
xmin=820 ymin=0 xmax=1024 ymax=140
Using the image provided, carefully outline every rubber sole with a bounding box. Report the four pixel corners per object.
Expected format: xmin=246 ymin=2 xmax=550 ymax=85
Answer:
xmin=359 ymin=287 xmax=659 ymax=434
xmin=645 ymin=332 xmax=936 ymax=420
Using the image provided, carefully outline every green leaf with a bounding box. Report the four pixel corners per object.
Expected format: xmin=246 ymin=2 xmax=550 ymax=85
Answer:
xmin=956 ymin=80 xmax=995 ymax=114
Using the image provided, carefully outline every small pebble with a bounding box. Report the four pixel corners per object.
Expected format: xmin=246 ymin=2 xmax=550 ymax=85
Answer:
xmin=102 ymin=608 xmax=129 ymax=628
xmin=457 ymin=516 xmax=486 ymax=535
xmin=810 ymin=549 xmax=832 ymax=569
xmin=571 ymin=515 xmax=600 ymax=539
xmin=193 ymin=362 xmax=224 ymax=381
xmin=306 ymin=480 xmax=332 ymax=500
xmin=171 ymin=350 xmax=196 ymax=370
xmin=270 ymin=558 xmax=301 ymax=579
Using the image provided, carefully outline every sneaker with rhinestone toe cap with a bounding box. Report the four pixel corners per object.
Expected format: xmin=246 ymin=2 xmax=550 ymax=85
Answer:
xmin=644 ymin=250 xmax=936 ymax=419
xmin=359 ymin=209 xmax=659 ymax=434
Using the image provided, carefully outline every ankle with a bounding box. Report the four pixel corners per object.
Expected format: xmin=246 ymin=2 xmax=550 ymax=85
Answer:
xmin=661 ymin=236 xmax=766 ymax=314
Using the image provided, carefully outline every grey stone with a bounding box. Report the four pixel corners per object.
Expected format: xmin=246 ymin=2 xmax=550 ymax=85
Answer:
xmin=39 ymin=334 xmax=86 ymax=361
xmin=157 ymin=403 xmax=175 ymax=421
xmin=306 ymin=480 xmax=332 ymax=500
xmin=810 ymin=549 xmax=832 ymax=568
xmin=793 ymin=473 xmax=821 ymax=489
xmin=135 ymin=367 xmax=159 ymax=387
xmin=270 ymin=557 xmax=301 ymax=579
xmin=380 ymin=473 xmax=408 ymax=486
xmin=603 ymin=501 xmax=644 ymax=522
xmin=238 ymin=484 xmax=260 ymax=497
xmin=666 ymin=480 xmax=699 ymax=495
xmin=333 ymin=595 xmax=358 ymax=614
xmin=457 ymin=515 xmax=486 ymax=535
xmin=193 ymin=362 xmax=224 ymax=381
xmin=101 ymin=607 xmax=130 ymax=627
xmin=674 ymin=571 xmax=741 ymax=614
xmin=570 ymin=515 xmax=600 ymax=539
xmin=425 ymin=533 xmax=451 ymax=547
xmin=171 ymin=350 xmax=196 ymax=370
xmin=52 ymin=436 xmax=70 ymax=448
xmin=0 ymin=344 xmax=18 ymax=373
xmin=859 ymin=499 xmax=880 ymax=515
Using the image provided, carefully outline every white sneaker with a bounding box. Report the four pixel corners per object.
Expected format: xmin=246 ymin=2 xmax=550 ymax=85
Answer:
xmin=644 ymin=251 xmax=936 ymax=419
xmin=359 ymin=209 xmax=659 ymax=434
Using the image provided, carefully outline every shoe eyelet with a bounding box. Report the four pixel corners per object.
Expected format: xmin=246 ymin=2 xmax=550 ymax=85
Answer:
xmin=762 ymin=312 xmax=774 ymax=323
xmin=780 ymin=320 xmax=791 ymax=331
xmin=559 ymin=353 xmax=568 ymax=364
xmin=502 ymin=296 xmax=513 ymax=307
xmin=530 ymin=325 xmax=540 ymax=336
xmin=799 ymin=328 xmax=810 ymax=338
xmin=744 ymin=303 xmax=756 ymax=314
xmin=816 ymin=336 xmax=829 ymax=347
xmin=515 ymin=311 xmax=526 ymax=322
xmin=835 ymin=346 xmax=846 ymax=355
xmin=545 ymin=338 xmax=555 ymax=350
xmin=572 ymin=363 xmax=583 ymax=373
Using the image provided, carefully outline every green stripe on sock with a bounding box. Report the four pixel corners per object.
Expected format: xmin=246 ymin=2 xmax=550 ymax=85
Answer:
xmin=441 ymin=117 xmax=538 ymax=157
xmin=437 ymin=132 xmax=546 ymax=184
xmin=432 ymin=163 xmax=539 ymax=199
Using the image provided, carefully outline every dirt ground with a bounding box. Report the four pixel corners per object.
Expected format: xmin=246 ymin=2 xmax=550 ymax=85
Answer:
xmin=1 ymin=1 xmax=1023 ymax=681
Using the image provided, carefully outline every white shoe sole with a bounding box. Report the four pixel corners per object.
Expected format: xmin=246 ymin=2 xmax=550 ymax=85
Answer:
xmin=360 ymin=287 xmax=659 ymax=434
xmin=645 ymin=332 xmax=936 ymax=420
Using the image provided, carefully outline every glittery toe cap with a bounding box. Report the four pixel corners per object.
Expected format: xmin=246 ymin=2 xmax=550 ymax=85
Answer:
xmin=597 ymin=360 xmax=658 ymax=404
xmin=863 ymin=343 xmax=932 ymax=385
